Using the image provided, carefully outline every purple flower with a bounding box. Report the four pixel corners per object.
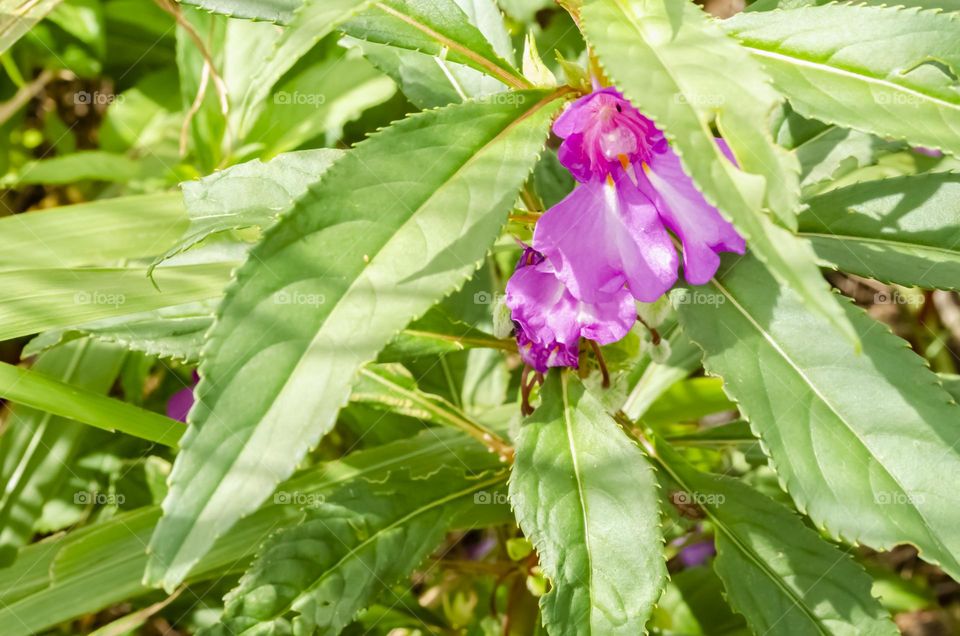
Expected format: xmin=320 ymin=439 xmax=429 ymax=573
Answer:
xmin=505 ymin=247 xmax=635 ymax=373
xmin=166 ymin=371 xmax=198 ymax=422
xmin=542 ymin=87 xmax=745 ymax=289
xmin=678 ymin=539 xmax=716 ymax=568
xmin=533 ymin=169 xmax=678 ymax=303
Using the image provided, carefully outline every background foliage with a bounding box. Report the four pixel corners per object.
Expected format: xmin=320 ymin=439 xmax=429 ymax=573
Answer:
xmin=2 ymin=0 xmax=960 ymax=634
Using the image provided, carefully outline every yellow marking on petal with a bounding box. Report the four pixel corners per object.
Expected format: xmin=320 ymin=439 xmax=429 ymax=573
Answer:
xmin=641 ymin=161 xmax=650 ymax=174
xmin=617 ymin=154 xmax=630 ymax=170
xmin=606 ymin=174 xmax=615 ymax=187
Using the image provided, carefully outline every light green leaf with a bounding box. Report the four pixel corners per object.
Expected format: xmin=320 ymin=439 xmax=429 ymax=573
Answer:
xmin=0 ymin=428 xmax=498 ymax=636
xmin=725 ymin=4 xmax=960 ymax=157
xmin=650 ymin=437 xmax=898 ymax=636
xmin=582 ymin=0 xmax=857 ymax=347
xmin=145 ymin=90 xmax=565 ymax=590
xmin=799 ymin=172 xmax=960 ymax=292
xmin=675 ymin=253 xmax=960 ymax=579
xmin=0 ymin=193 xmax=184 ymax=270
xmin=153 ymin=149 xmax=344 ymax=269
xmin=211 ymin=467 xmax=506 ymax=634
xmin=0 ymin=340 xmax=125 ymax=565
xmin=22 ymin=301 xmax=217 ymax=363
xmin=0 ymin=262 xmax=235 ymax=343
xmin=0 ymin=0 xmax=62 ymax=54
xmin=4 ymin=151 xmax=146 ymax=186
xmin=509 ymin=372 xmax=665 ymax=635
xmin=0 ymin=356 xmax=183 ymax=447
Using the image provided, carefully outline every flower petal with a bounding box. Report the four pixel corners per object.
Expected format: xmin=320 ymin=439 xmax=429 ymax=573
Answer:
xmin=640 ymin=146 xmax=745 ymax=285
xmin=533 ymin=175 xmax=678 ymax=303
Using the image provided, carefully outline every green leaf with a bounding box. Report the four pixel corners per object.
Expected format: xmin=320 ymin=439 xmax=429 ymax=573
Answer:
xmin=0 ymin=357 xmax=183 ymax=447
xmin=650 ymin=436 xmax=898 ymax=636
xmin=22 ymin=301 xmax=217 ymax=363
xmin=3 ymin=150 xmax=146 ymax=186
xmin=0 ymin=340 xmax=126 ymax=565
xmin=342 ymin=0 xmax=528 ymax=91
xmin=794 ymin=127 xmax=903 ymax=195
xmin=621 ymin=326 xmax=702 ymax=420
xmin=153 ymin=149 xmax=344 ymax=269
xmin=582 ymin=0 xmax=857 ymax=347
xmin=0 ymin=0 xmax=63 ymax=54
xmin=509 ymin=372 xmax=665 ymax=635
xmin=725 ymin=4 xmax=960 ymax=157
xmin=145 ymin=90 xmax=565 ymax=590
xmin=212 ymin=467 xmax=506 ymax=634
xmin=0 ymin=428 xmax=498 ymax=636
xmin=179 ymin=0 xmax=300 ymax=23
xmin=798 ymin=172 xmax=960 ymax=292
xmin=0 ymin=193 xmax=185 ymax=270
xmin=0 ymin=262 xmax=235 ymax=343
xmin=675 ymin=253 xmax=960 ymax=579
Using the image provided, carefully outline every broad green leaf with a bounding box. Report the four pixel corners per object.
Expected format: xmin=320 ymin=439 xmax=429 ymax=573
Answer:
xmin=799 ymin=173 xmax=960 ymax=292
xmin=0 ymin=193 xmax=184 ymax=270
xmin=0 ymin=358 xmax=183 ymax=447
xmin=509 ymin=372 xmax=665 ymax=635
xmin=641 ymin=377 xmax=736 ymax=427
xmin=749 ymin=0 xmax=960 ymax=11
xmin=0 ymin=428 xmax=499 ymax=636
xmin=0 ymin=261 xmax=235 ymax=342
xmin=675 ymin=253 xmax=960 ymax=579
xmin=583 ymin=0 xmax=857 ymax=347
xmin=725 ymin=5 xmax=960 ymax=156
xmin=211 ymin=467 xmax=506 ymax=634
xmin=650 ymin=437 xmax=898 ymax=636
xmin=651 ymin=566 xmax=748 ymax=636
xmin=0 ymin=341 xmax=125 ymax=565
xmin=145 ymin=90 xmax=565 ymax=590
xmin=153 ymin=149 xmax=344 ymax=269
xmin=663 ymin=419 xmax=754 ymax=446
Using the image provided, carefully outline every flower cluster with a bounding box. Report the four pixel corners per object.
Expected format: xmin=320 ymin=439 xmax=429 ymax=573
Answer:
xmin=506 ymin=87 xmax=744 ymax=373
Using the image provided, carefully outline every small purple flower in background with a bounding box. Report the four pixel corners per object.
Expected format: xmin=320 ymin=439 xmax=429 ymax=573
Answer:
xmin=166 ymin=371 xmax=198 ymax=422
xmin=677 ymin=538 xmax=716 ymax=568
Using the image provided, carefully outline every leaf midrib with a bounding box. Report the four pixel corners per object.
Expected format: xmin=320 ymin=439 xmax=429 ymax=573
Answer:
xmin=742 ymin=46 xmax=960 ymax=112
xmin=652 ymin=453 xmax=830 ymax=636
xmin=800 ymin=230 xmax=960 ymax=260
xmin=561 ymin=374 xmax=596 ymax=633
xmin=709 ymin=277 xmax=951 ymax=558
